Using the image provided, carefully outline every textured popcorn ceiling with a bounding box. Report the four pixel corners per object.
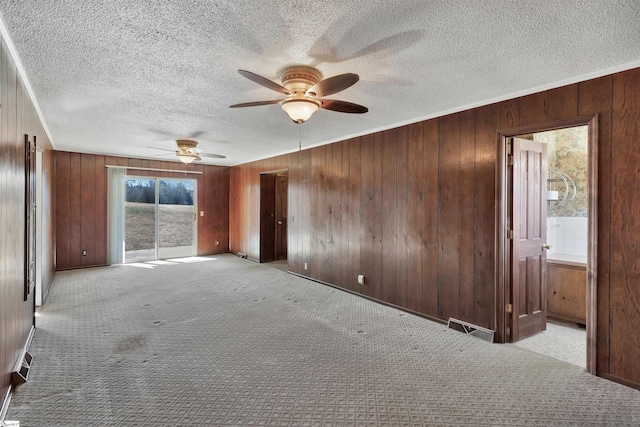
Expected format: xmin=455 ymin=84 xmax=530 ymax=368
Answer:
xmin=1 ymin=0 xmax=639 ymax=165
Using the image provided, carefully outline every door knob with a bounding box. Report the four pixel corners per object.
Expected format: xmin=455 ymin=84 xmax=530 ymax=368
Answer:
xmin=542 ymin=244 xmax=551 ymax=250
xmin=277 ymin=220 xmax=282 ymax=225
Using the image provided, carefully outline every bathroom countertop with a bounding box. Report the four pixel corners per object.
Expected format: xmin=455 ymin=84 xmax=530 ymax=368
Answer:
xmin=547 ymin=253 xmax=587 ymax=268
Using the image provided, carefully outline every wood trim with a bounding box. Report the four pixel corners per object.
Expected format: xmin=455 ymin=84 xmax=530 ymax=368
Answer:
xmin=496 ymin=115 xmax=598 ymax=375
xmin=259 ymin=168 xmax=289 ymax=175
xmin=586 ymin=115 xmax=598 ymax=375
xmin=24 ymin=134 xmax=31 ymax=301
xmin=495 ymin=130 xmax=509 ymax=343
xmin=598 ymin=373 xmax=640 ymax=391
xmin=497 ymin=116 xmax=596 ymax=138
xmin=577 ymin=75 xmax=612 ymax=377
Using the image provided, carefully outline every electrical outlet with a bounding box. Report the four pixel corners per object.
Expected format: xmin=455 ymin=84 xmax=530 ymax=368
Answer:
xmin=215 ymin=240 xmax=219 ymax=246
xmin=200 ymin=211 xmax=205 ymax=216
xmin=358 ymin=274 xmax=365 ymax=285
xmin=304 ymin=262 xmax=308 ymax=270
xmin=82 ymin=250 xmax=87 ymax=256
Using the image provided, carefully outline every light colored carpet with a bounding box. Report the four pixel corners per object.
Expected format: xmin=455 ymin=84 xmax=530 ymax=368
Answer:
xmin=512 ymin=319 xmax=586 ymax=368
xmin=7 ymin=254 xmax=640 ymax=426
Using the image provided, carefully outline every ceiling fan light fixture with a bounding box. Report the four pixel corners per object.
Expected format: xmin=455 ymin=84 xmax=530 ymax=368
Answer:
xmin=281 ymin=99 xmax=319 ymax=124
xmin=177 ymin=153 xmax=197 ymax=164
xmin=231 ymin=65 xmax=367 ymax=123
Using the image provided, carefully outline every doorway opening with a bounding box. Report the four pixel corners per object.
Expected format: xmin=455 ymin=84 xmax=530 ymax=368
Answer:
xmin=124 ymin=177 xmax=197 ymax=263
xmin=496 ymin=116 xmax=597 ymax=374
xmin=259 ymin=170 xmax=288 ymax=263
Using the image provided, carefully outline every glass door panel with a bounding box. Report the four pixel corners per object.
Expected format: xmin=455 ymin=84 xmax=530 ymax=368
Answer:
xmin=157 ymin=179 xmax=196 ymax=259
xmin=124 ymin=178 xmax=156 ymax=263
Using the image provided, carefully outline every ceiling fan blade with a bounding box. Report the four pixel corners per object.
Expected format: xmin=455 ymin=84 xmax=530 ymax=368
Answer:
xmin=199 ymin=153 xmax=227 ymax=159
xmin=319 ymin=99 xmax=368 ymax=114
xmin=238 ymin=70 xmax=290 ymax=95
xmin=308 ymin=73 xmax=359 ymax=97
xmin=230 ymin=100 xmax=280 ymax=108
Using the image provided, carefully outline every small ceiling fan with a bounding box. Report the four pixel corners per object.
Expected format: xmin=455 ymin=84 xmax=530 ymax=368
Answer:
xmin=150 ymin=140 xmax=226 ymax=164
xmin=230 ymin=65 xmax=368 ymax=123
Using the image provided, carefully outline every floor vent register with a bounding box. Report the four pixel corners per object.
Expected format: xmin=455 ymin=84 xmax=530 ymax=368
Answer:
xmin=447 ymin=318 xmax=495 ymax=343
xmin=12 ymin=351 xmax=33 ymax=386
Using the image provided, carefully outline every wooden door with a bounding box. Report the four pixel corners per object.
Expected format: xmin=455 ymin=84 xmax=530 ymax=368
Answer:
xmin=275 ymin=174 xmax=288 ymax=260
xmin=259 ymin=173 xmax=276 ymax=262
xmin=510 ymin=137 xmax=548 ymax=341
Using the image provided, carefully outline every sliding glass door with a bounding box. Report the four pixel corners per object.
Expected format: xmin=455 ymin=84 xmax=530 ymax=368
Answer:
xmin=124 ymin=177 xmax=196 ymax=263
xmin=158 ymin=179 xmax=196 ymax=259
xmin=125 ymin=178 xmax=157 ymax=262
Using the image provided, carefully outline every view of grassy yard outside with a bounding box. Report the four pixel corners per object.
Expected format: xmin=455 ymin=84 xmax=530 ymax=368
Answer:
xmin=125 ymin=202 xmax=155 ymax=251
xmin=125 ymin=203 xmax=194 ymax=250
xmin=124 ymin=179 xmax=195 ymax=253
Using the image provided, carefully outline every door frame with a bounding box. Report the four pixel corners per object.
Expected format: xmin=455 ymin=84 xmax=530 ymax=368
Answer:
xmin=24 ymin=134 xmax=36 ymax=303
xmin=274 ymin=173 xmax=289 ymax=261
xmin=123 ymin=175 xmax=198 ymax=261
xmin=495 ymin=115 xmax=598 ymax=374
xmin=259 ymin=168 xmax=289 ymax=263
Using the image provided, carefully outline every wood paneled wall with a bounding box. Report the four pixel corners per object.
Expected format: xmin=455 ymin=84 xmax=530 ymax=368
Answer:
xmin=54 ymin=154 xmax=230 ymax=269
xmin=230 ymin=67 xmax=640 ymax=388
xmin=0 ymin=39 xmax=55 ymax=410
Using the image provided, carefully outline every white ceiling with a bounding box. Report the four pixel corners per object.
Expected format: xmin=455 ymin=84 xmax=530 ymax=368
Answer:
xmin=1 ymin=0 xmax=639 ymax=166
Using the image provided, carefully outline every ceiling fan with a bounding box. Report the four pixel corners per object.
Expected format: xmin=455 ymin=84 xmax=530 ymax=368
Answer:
xmin=150 ymin=140 xmax=226 ymax=164
xmin=230 ymin=65 xmax=368 ymax=123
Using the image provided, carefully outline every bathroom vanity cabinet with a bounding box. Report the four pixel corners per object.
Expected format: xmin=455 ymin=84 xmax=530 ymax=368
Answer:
xmin=547 ymin=257 xmax=587 ymax=325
